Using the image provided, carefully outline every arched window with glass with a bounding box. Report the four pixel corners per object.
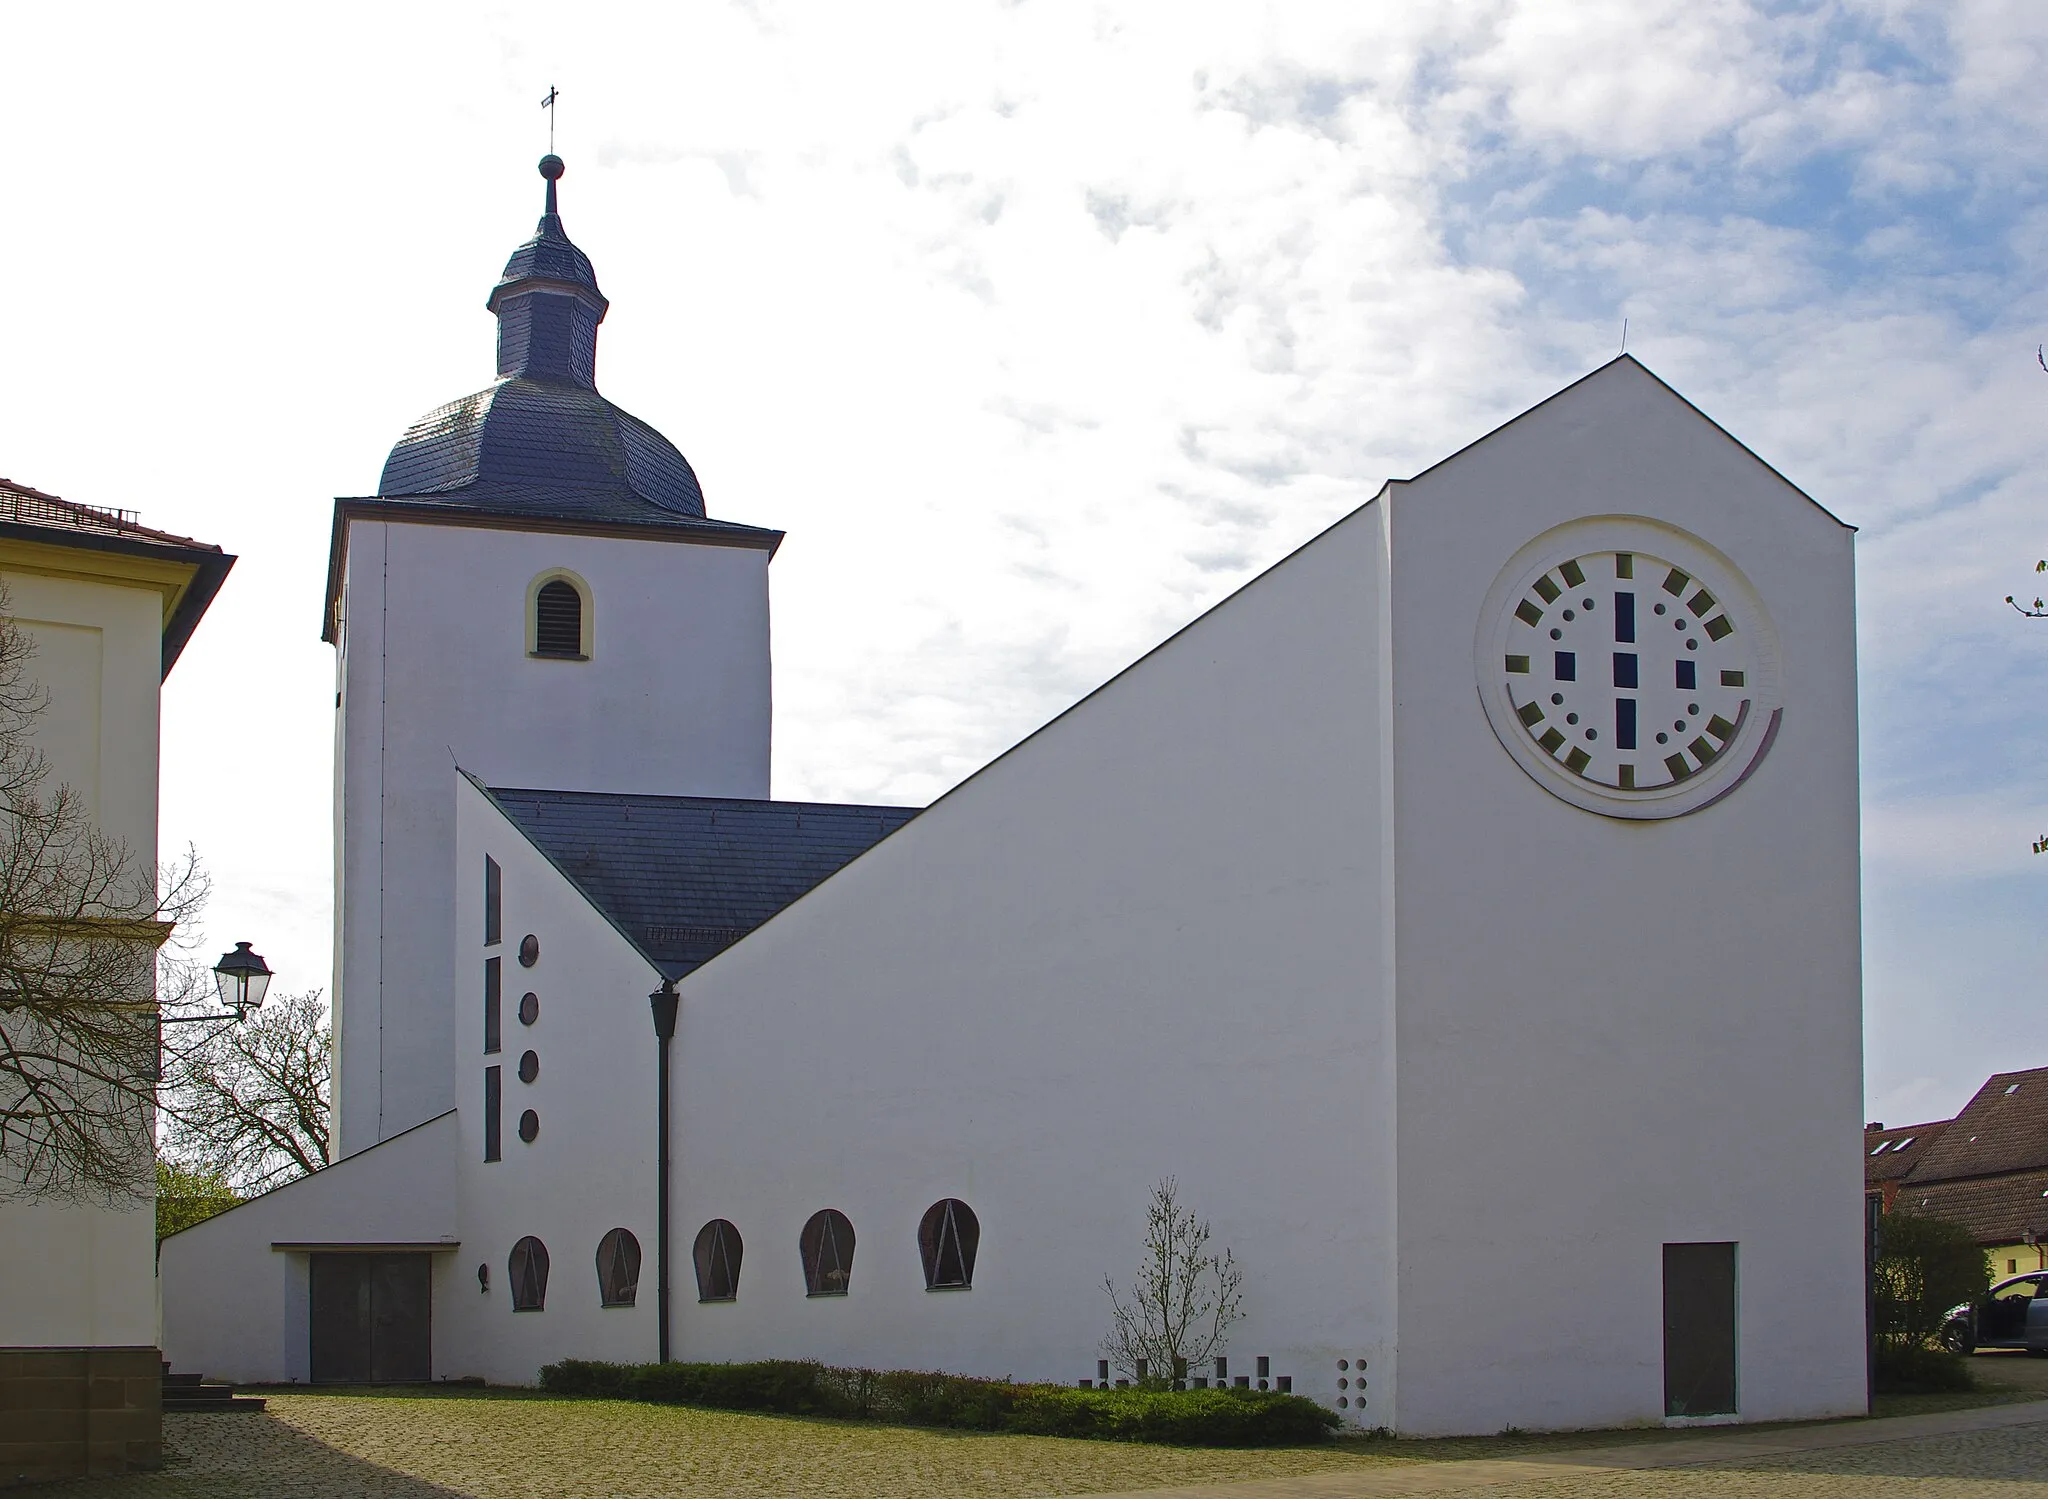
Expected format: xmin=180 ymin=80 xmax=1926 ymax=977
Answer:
xmin=596 ymin=1228 xmax=640 ymax=1308
xmin=918 ymin=1199 xmax=979 ymax=1290
xmin=508 ymin=1236 xmax=550 ymax=1311
xmin=693 ymin=1219 xmax=743 ymax=1302
xmin=799 ymin=1209 xmax=855 ymax=1297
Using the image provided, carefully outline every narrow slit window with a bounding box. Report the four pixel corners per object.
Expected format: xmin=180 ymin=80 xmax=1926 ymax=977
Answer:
xmin=484 ymin=958 xmax=502 ymax=1054
xmin=596 ymin=1228 xmax=641 ymax=1308
xmin=484 ymin=856 xmax=502 ymax=947
xmin=509 ymin=1236 xmax=550 ymax=1311
xmin=484 ymin=1066 xmax=502 ymax=1162
xmin=800 ymin=1209 xmax=856 ymax=1296
xmin=918 ymin=1199 xmax=980 ymax=1289
xmin=694 ymin=1219 xmax=744 ymax=1302
xmin=533 ymin=579 xmax=584 ymax=658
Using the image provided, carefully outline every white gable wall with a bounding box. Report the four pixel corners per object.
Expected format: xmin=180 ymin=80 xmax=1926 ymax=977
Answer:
xmin=447 ymin=774 xmax=665 ymax=1384
xmin=158 ymin=1111 xmax=458 ymax=1384
xmin=1384 ymin=361 xmax=1865 ymax=1433
xmin=333 ymin=521 xmax=771 ymax=1161
xmin=667 ymin=505 xmax=1396 ymax=1413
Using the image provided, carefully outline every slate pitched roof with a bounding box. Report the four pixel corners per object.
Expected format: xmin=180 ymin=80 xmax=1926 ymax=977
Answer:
xmin=1907 ymin=1067 xmax=2048 ymax=1184
xmin=1864 ymin=1119 xmax=1950 ymax=1186
xmin=486 ymin=785 xmax=921 ymax=979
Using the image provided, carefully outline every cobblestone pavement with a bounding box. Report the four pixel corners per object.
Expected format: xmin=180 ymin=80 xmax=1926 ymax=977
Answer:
xmin=26 ymin=1376 xmax=2048 ymax=1499
xmin=33 ymin=1392 xmax=1426 ymax=1499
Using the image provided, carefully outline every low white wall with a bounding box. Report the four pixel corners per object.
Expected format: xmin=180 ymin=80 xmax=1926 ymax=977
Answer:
xmin=159 ymin=1111 xmax=458 ymax=1383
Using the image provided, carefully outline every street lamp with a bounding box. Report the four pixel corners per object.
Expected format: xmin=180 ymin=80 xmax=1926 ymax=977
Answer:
xmin=211 ymin=941 xmax=273 ymax=1018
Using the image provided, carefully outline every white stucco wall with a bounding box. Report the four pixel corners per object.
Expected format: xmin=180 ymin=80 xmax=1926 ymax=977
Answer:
xmin=158 ymin=1111 xmax=458 ymax=1384
xmin=333 ymin=522 xmax=771 ymax=1160
xmin=0 ymin=566 xmax=171 ymax=1351
xmin=448 ymin=774 xmax=664 ymax=1384
xmin=1383 ymin=360 xmax=1866 ymax=1434
xmin=663 ymin=506 xmax=1395 ymax=1414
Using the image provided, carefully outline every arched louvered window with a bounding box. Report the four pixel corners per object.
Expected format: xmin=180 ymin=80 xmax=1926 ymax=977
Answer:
xmin=532 ymin=578 xmax=585 ymax=658
xmin=693 ymin=1218 xmax=743 ymax=1302
xmin=800 ymin=1209 xmax=856 ymax=1297
xmin=508 ymin=1236 xmax=550 ymax=1312
xmin=596 ymin=1227 xmax=641 ymax=1308
xmin=918 ymin=1198 xmax=980 ymax=1290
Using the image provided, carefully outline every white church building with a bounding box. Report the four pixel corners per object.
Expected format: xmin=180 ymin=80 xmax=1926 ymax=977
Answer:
xmin=161 ymin=156 xmax=1870 ymax=1436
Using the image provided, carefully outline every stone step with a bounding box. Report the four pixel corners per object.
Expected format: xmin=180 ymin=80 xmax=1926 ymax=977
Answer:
xmin=161 ymin=1365 xmax=268 ymax=1413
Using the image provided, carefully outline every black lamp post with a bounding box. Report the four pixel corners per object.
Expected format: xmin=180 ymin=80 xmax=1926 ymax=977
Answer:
xmin=211 ymin=941 xmax=273 ymax=1018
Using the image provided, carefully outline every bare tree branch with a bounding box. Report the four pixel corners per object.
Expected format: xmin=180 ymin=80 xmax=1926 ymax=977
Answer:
xmin=1101 ymin=1176 xmax=1244 ymax=1383
xmin=0 ymin=589 xmax=213 ymax=1203
xmin=160 ymin=988 xmax=329 ymax=1193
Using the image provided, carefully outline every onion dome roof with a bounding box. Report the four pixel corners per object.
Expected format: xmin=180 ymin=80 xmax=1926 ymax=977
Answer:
xmin=372 ymin=156 xmax=740 ymax=531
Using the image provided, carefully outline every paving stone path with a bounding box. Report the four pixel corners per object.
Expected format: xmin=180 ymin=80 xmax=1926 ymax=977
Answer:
xmin=29 ymin=1372 xmax=2048 ymax=1498
xmin=1074 ymin=1400 xmax=2048 ymax=1497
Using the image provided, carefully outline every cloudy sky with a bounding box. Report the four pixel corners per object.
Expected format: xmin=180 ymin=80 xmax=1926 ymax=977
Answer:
xmin=4 ymin=1 xmax=2043 ymax=1124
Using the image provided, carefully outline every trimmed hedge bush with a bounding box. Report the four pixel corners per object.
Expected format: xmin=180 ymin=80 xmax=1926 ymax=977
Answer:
xmin=537 ymin=1358 xmax=1338 ymax=1446
xmin=1873 ymin=1341 xmax=1975 ymax=1394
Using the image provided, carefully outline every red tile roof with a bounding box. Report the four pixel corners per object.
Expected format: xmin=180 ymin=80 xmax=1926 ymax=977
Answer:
xmin=1865 ymin=1119 xmax=1951 ymax=1186
xmin=1908 ymin=1067 xmax=2048 ymax=1184
xmin=0 ymin=477 xmax=218 ymax=552
xmin=1897 ymin=1168 xmax=2048 ymax=1248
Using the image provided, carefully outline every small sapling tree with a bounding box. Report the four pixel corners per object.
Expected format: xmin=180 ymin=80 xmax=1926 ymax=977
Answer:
xmin=1102 ymin=1176 xmax=1244 ymax=1384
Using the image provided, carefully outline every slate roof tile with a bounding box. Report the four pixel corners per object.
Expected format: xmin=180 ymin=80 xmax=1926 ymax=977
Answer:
xmin=488 ymin=786 xmax=921 ymax=978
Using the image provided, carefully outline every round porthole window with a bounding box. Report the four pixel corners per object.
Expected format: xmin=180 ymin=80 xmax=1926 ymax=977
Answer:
xmin=1474 ymin=517 xmax=1782 ymax=820
xmin=518 ymin=1109 xmax=540 ymax=1143
xmin=518 ymin=934 xmax=540 ymax=967
xmin=518 ymin=1050 xmax=539 ymax=1085
xmin=518 ymin=991 xmax=539 ymax=1026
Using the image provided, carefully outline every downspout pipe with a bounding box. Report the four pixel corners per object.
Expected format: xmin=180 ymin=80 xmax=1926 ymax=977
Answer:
xmin=650 ymin=981 xmax=680 ymax=1363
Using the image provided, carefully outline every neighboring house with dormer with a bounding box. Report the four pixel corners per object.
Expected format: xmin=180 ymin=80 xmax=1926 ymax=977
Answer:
xmin=1863 ymin=1118 xmax=1949 ymax=1213
xmin=1867 ymin=1066 xmax=2048 ymax=1280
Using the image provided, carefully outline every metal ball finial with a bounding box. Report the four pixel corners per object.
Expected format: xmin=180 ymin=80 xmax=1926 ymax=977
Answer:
xmin=539 ymin=155 xmax=565 ymax=181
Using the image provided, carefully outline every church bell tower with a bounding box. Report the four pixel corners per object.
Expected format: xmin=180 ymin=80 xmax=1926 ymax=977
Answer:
xmin=322 ymin=157 xmax=781 ymax=1159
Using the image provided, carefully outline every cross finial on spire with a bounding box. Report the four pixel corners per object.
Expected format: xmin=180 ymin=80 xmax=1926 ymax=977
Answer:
xmin=542 ymin=85 xmax=560 ymax=152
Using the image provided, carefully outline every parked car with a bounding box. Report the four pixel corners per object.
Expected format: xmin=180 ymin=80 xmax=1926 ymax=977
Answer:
xmin=1940 ymin=1271 xmax=2048 ymax=1355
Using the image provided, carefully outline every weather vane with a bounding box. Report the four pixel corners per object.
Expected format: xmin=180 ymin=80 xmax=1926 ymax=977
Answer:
xmin=542 ymin=85 xmax=559 ymax=154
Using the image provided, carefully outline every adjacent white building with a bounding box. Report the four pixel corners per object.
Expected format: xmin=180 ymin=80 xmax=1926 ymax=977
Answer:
xmin=0 ymin=480 xmax=231 ymax=1479
xmin=163 ymin=156 xmax=1869 ymax=1435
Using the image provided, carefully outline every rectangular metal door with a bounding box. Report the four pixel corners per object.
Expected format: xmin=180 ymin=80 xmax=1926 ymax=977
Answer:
xmin=309 ymin=1254 xmax=373 ymax=1383
xmin=370 ymin=1254 xmax=432 ymax=1382
xmin=1663 ymin=1241 xmax=1737 ymax=1417
xmin=309 ymin=1253 xmax=431 ymax=1383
